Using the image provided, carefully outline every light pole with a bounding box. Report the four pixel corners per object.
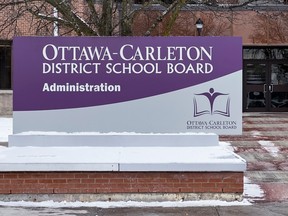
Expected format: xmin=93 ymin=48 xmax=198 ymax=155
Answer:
xmin=53 ymin=7 xmax=59 ymax=36
xmin=195 ymin=18 xmax=204 ymax=36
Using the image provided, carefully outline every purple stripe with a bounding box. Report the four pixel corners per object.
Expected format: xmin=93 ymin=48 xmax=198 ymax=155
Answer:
xmin=13 ymin=36 xmax=242 ymax=111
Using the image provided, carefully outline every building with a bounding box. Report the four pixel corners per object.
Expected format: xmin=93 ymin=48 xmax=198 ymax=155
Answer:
xmin=1 ymin=0 xmax=288 ymax=114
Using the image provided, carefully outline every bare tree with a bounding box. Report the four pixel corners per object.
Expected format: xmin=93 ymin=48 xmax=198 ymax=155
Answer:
xmin=0 ymin=0 xmax=286 ymax=38
xmin=250 ymin=12 xmax=288 ymax=44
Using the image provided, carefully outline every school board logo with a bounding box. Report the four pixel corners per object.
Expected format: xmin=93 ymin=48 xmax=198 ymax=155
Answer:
xmin=193 ymin=88 xmax=231 ymax=117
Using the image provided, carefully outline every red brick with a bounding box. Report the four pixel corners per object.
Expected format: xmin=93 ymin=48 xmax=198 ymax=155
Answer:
xmin=53 ymin=188 xmax=69 ymax=193
xmin=216 ymin=183 xmax=229 ymax=188
xmin=0 ymin=189 xmax=11 ymax=194
xmin=179 ymin=188 xmax=192 ymax=193
xmin=223 ymin=178 xmax=237 ymax=183
xmin=166 ymin=178 xmax=180 ymax=183
xmin=24 ymin=179 xmax=39 ymax=184
xmin=10 ymin=179 xmax=25 ymax=184
xmin=46 ymin=173 xmax=72 ymax=179
xmin=222 ymin=187 xmax=243 ymax=193
xmin=49 ymin=183 xmax=64 ymax=189
xmin=75 ymin=173 xmax=89 ymax=178
xmin=11 ymin=188 xmax=53 ymax=194
xmin=81 ymin=188 xmax=97 ymax=193
xmin=28 ymin=173 xmax=47 ymax=179
xmin=123 ymin=178 xmax=137 ymax=183
xmin=173 ymin=183 xmax=188 ymax=188
xmin=95 ymin=179 xmax=109 ymax=183
xmin=208 ymin=188 xmax=223 ymax=193
xmin=3 ymin=173 xmax=18 ymax=179
xmin=209 ymin=178 xmax=223 ymax=183
xmin=194 ymin=179 xmax=208 ymax=183
xmin=52 ymin=179 xmax=67 ymax=184
xmin=202 ymin=183 xmax=216 ymax=188
xmin=193 ymin=188 xmax=207 ymax=193
xmin=7 ymin=184 xmax=25 ymax=189
xmin=187 ymin=183 xmax=202 ymax=188
xmin=66 ymin=179 xmax=81 ymax=184
xmin=38 ymin=179 xmax=53 ymax=184
xmin=88 ymin=173 xmax=103 ymax=179
xmin=0 ymin=179 xmax=11 ymax=184
xmin=87 ymin=183 xmax=106 ymax=189
xmin=109 ymin=179 xmax=124 ymax=183
xmin=81 ymin=179 xmax=95 ymax=184
xmin=73 ymin=183 xmax=89 ymax=189
xmin=137 ymin=178 xmax=153 ymax=182
xmin=0 ymin=171 xmax=244 ymax=195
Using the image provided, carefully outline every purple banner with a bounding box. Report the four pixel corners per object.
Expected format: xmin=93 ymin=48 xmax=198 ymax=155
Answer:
xmin=13 ymin=37 xmax=242 ymax=111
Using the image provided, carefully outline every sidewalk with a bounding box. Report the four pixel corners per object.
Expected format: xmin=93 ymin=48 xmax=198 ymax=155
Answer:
xmin=0 ymin=201 xmax=287 ymax=215
xmin=71 ymin=202 xmax=288 ymax=215
xmin=221 ymin=112 xmax=288 ymax=202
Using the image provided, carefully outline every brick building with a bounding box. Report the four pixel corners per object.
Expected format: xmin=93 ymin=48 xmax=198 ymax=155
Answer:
xmin=1 ymin=0 xmax=288 ymax=113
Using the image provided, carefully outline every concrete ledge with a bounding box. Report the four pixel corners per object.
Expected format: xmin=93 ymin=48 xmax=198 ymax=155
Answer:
xmin=0 ymin=163 xmax=118 ymax=172
xmin=8 ymin=133 xmax=219 ymax=147
xmin=0 ymin=193 xmax=244 ymax=202
xmin=0 ymin=146 xmax=246 ymax=172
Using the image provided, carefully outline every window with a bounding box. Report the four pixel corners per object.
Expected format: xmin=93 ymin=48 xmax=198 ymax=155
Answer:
xmin=0 ymin=41 xmax=12 ymax=90
xmin=243 ymin=47 xmax=288 ymax=60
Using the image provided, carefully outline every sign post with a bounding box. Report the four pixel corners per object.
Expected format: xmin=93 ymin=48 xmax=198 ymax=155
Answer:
xmin=6 ymin=36 xmax=246 ymax=188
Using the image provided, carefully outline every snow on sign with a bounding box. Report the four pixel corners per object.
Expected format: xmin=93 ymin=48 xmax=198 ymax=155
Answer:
xmin=12 ymin=36 xmax=242 ymax=135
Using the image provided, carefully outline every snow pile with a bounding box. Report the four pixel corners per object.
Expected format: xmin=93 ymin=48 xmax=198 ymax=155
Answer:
xmin=258 ymin=141 xmax=279 ymax=158
xmin=243 ymin=177 xmax=264 ymax=201
xmin=0 ymin=199 xmax=252 ymax=208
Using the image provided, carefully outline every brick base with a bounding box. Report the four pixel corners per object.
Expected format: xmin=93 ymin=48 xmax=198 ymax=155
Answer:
xmin=0 ymin=172 xmax=244 ymax=195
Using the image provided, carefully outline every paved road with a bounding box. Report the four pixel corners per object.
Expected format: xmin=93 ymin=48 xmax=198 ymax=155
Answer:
xmin=0 ymin=202 xmax=288 ymax=216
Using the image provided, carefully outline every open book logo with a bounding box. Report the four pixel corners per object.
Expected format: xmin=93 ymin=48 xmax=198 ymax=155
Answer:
xmin=193 ymin=88 xmax=231 ymax=117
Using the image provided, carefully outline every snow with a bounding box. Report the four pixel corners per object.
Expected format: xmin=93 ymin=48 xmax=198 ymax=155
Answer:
xmin=17 ymin=131 xmax=216 ymax=136
xmin=0 ymin=146 xmax=234 ymax=164
xmin=0 ymin=199 xmax=252 ymax=208
xmin=243 ymin=177 xmax=265 ymax=201
xmin=251 ymin=131 xmax=262 ymax=137
xmin=219 ymin=141 xmax=234 ymax=152
xmin=0 ymin=118 xmax=12 ymax=142
xmin=258 ymin=140 xmax=279 ymax=157
xmin=0 ymin=118 xmax=263 ymax=207
xmin=2 ymin=117 xmax=245 ymax=172
xmin=252 ymin=133 xmax=280 ymax=159
xmin=0 ymin=145 xmax=246 ymax=172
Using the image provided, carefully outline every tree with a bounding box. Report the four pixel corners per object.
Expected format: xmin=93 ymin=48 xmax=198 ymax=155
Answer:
xmin=0 ymin=0 xmax=286 ymax=38
xmin=250 ymin=12 xmax=288 ymax=44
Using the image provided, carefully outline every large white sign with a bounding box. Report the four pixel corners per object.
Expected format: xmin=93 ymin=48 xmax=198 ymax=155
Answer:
xmin=12 ymin=36 xmax=242 ymax=135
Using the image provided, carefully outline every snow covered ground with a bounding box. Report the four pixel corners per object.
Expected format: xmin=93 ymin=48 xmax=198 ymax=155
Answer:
xmin=0 ymin=199 xmax=252 ymax=209
xmin=0 ymin=117 xmax=264 ymax=208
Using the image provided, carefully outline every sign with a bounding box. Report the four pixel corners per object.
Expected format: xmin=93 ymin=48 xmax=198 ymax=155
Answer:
xmin=13 ymin=36 xmax=242 ymax=135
